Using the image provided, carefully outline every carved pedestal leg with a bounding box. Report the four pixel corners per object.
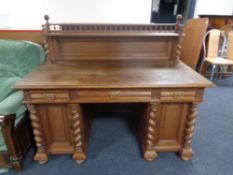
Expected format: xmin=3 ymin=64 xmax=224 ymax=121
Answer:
xmin=180 ymin=102 xmax=199 ymax=161
xmin=143 ymin=102 xmax=158 ymax=161
xmin=70 ymin=104 xmax=87 ymax=164
xmin=27 ymin=104 xmax=48 ymax=164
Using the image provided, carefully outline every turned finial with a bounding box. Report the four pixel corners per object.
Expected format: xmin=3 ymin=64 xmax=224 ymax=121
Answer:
xmin=175 ymin=14 xmax=183 ymax=32
xmin=44 ymin=15 xmax=49 ymax=23
xmin=43 ymin=14 xmax=50 ymax=31
xmin=176 ymin=14 xmax=183 ymax=21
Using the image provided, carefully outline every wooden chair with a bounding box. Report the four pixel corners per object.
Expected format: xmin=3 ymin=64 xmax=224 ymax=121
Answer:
xmin=220 ymin=24 xmax=233 ymax=57
xmin=220 ymin=24 xmax=233 ymax=56
xmin=220 ymin=24 xmax=233 ymax=38
xmin=227 ymin=32 xmax=233 ymax=59
xmin=227 ymin=31 xmax=233 ymax=83
xmin=199 ymin=29 xmax=233 ymax=81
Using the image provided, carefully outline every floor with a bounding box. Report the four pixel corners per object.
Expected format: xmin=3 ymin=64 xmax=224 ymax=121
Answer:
xmin=8 ymin=78 xmax=233 ymax=175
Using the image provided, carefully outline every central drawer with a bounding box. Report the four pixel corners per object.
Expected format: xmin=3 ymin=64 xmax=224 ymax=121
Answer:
xmin=71 ymin=89 xmax=152 ymax=103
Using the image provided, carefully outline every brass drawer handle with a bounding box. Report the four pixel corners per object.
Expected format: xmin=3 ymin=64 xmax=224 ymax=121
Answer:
xmin=109 ymin=91 xmax=121 ymax=98
xmin=173 ymin=91 xmax=184 ymax=99
xmin=44 ymin=93 xmax=55 ymax=100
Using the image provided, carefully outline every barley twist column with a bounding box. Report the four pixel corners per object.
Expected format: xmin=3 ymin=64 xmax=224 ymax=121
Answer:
xmin=180 ymin=102 xmax=199 ymax=160
xmin=42 ymin=15 xmax=52 ymax=63
xmin=144 ymin=102 xmax=158 ymax=161
xmin=43 ymin=39 xmax=50 ymax=63
xmin=70 ymin=104 xmax=86 ymax=164
xmin=27 ymin=104 xmax=48 ymax=164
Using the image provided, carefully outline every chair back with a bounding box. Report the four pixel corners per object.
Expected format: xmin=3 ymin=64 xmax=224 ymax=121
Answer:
xmin=227 ymin=31 xmax=233 ymax=60
xmin=199 ymin=29 xmax=227 ymax=72
xmin=220 ymin=24 xmax=233 ymax=38
xmin=207 ymin=30 xmax=221 ymax=58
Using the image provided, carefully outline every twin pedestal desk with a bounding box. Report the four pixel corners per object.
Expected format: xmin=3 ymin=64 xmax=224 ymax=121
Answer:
xmin=14 ymin=16 xmax=213 ymax=164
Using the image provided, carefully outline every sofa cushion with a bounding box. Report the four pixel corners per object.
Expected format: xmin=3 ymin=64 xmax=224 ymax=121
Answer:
xmin=0 ymin=39 xmax=45 ymax=77
xmin=0 ymin=91 xmax=26 ymax=116
xmin=0 ymin=64 xmax=21 ymax=78
xmin=0 ymin=77 xmax=21 ymax=102
xmin=0 ymin=91 xmax=26 ymax=152
xmin=0 ymin=168 xmax=8 ymax=174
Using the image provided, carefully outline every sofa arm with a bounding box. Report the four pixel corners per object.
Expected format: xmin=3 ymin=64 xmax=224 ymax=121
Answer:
xmin=0 ymin=77 xmax=22 ymax=102
xmin=0 ymin=114 xmax=22 ymax=171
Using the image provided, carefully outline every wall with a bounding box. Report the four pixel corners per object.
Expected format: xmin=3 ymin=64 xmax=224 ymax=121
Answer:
xmin=2 ymin=0 xmax=233 ymax=30
xmin=0 ymin=0 xmax=152 ymax=30
xmin=194 ymin=0 xmax=233 ymax=17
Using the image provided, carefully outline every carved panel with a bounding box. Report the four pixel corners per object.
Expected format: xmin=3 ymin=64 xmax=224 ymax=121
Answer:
xmin=55 ymin=37 xmax=175 ymax=61
xmin=37 ymin=104 xmax=73 ymax=154
xmin=155 ymin=103 xmax=188 ymax=151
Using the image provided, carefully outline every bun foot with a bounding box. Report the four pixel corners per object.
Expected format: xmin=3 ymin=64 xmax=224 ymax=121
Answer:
xmin=180 ymin=148 xmax=193 ymax=161
xmin=72 ymin=152 xmax=86 ymax=164
xmin=144 ymin=149 xmax=158 ymax=161
xmin=34 ymin=152 xmax=48 ymax=164
xmin=75 ymin=159 xmax=85 ymax=164
xmin=38 ymin=160 xmax=48 ymax=164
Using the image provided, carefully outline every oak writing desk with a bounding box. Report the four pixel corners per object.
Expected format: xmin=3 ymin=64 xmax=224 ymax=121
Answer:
xmin=14 ymin=15 xmax=213 ymax=164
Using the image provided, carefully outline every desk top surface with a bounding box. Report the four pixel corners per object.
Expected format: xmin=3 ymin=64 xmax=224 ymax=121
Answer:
xmin=14 ymin=60 xmax=213 ymax=89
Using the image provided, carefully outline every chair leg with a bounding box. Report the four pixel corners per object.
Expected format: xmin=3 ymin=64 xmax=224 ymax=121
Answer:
xmin=11 ymin=160 xmax=22 ymax=172
xmin=1 ymin=115 xmax=22 ymax=171
xmin=230 ymin=66 xmax=233 ymax=86
xmin=219 ymin=66 xmax=224 ymax=79
xmin=231 ymin=70 xmax=233 ymax=86
xmin=210 ymin=65 xmax=217 ymax=81
xmin=198 ymin=60 xmax=205 ymax=74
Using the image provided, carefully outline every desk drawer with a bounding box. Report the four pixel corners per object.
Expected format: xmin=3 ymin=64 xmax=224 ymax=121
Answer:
xmin=72 ymin=89 xmax=152 ymax=102
xmin=160 ymin=89 xmax=196 ymax=101
xmin=28 ymin=90 xmax=70 ymax=102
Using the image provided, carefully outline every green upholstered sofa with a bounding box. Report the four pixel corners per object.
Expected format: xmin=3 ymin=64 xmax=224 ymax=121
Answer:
xmin=0 ymin=39 xmax=44 ymax=172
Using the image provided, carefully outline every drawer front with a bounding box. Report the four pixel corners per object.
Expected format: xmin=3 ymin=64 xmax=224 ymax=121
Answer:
xmin=72 ymin=89 xmax=152 ymax=102
xmin=28 ymin=90 xmax=70 ymax=102
xmin=160 ymin=89 xmax=196 ymax=101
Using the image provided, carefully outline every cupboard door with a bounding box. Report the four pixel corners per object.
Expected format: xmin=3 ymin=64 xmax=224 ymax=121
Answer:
xmin=37 ymin=104 xmax=74 ymax=154
xmin=156 ymin=103 xmax=189 ymax=151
